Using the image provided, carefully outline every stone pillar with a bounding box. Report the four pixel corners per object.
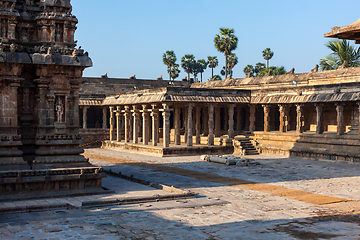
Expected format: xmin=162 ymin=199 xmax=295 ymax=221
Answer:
xmin=102 ymin=107 xmax=108 ymax=129
xmin=203 ymin=107 xmax=209 ymax=136
xmin=236 ymin=106 xmax=242 ymax=134
xmin=174 ymin=106 xmax=181 ymax=145
xmin=215 ymin=106 xmax=221 ymax=136
xmin=208 ymin=104 xmax=215 ymax=146
xmin=82 ymin=106 xmax=88 ymax=129
xmin=50 ymin=25 xmax=55 ymax=42
xmin=162 ymin=104 xmax=171 ymax=148
xmin=70 ymin=81 xmax=81 ymax=128
xmin=42 ymin=26 xmax=48 ymax=42
xmin=262 ymin=104 xmax=270 ymax=132
xmin=8 ymin=21 xmax=16 ymax=40
xmin=142 ymin=105 xmax=150 ymax=145
xmin=116 ymin=106 xmax=121 ymax=142
xmin=195 ymin=106 xmax=201 ymax=145
xmin=358 ymin=102 xmax=360 ymax=136
xmin=285 ymin=106 xmax=291 ymax=132
xmin=109 ymin=106 xmax=115 ymax=141
xmin=151 ymin=104 xmax=159 ymax=146
xmin=64 ymin=26 xmax=68 ymax=43
xmin=184 ymin=107 xmax=188 ymax=143
xmin=187 ymin=104 xmax=194 ymax=147
xmin=249 ymin=105 xmax=256 ymax=131
xmin=133 ymin=106 xmax=140 ymax=144
xmin=9 ymin=81 xmax=20 ymax=128
xmin=335 ymin=103 xmax=345 ymax=135
xmin=278 ymin=104 xmax=286 ymax=133
xmin=66 ymin=96 xmax=71 ymax=125
xmin=315 ymin=103 xmax=323 ymax=134
xmin=296 ymin=104 xmax=304 ymax=134
xmin=35 ymin=79 xmax=50 ymax=128
xmin=124 ymin=106 xmax=130 ymax=142
xmin=48 ymin=95 xmax=55 ymax=125
xmin=228 ymin=104 xmax=235 ymax=138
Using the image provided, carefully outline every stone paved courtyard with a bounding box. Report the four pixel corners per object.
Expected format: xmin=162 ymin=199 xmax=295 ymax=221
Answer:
xmin=1 ymin=148 xmax=360 ymax=239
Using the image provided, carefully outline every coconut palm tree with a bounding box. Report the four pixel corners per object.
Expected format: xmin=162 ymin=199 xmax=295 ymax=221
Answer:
xmin=181 ymin=54 xmax=196 ymax=82
xmin=163 ymin=51 xmax=177 ymax=80
xmin=319 ymin=40 xmax=360 ymax=70
xmin=207 ymin=56 xmax=218 ymax=79
xmin=262 ymin=48 xmax=274 ymax=68
xmin=214 ymin=28 xmax=238 ymax=79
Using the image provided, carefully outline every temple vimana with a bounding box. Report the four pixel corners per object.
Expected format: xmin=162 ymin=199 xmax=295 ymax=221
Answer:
xmin=1 ymin=0 xmax=360 ymax=197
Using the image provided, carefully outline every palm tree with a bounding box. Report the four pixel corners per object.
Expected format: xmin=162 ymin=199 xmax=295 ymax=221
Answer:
xmin=255 ymin=62 xmax=266 ymax=75
xmin=207 ymin=56 xmax=218 ymax=79
xmin=243 ymin=64 xmax=254 ymax=76
xmin=181 ymin=54 xmax=196 ymax=82
xmin=226 ymin=53 xmax=238 ymax=78
xmin=163 ymin=51 xmax=177 ymax=80
xmin=169 ymin=63 xmax=180 ymax=81
xmin=262 ymin=48 xmax=274 ymax=68
xmin=319 ymin=40 xmax=360 ymax=70
xmin=214 ymin=28 xmax=238 ymax=79
xmin=197 ymin=59 xmax=208 ymax=82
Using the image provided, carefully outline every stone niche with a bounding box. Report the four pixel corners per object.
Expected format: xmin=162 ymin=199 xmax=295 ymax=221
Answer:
xmin=0 ymin=0 xmax=106 ymax=199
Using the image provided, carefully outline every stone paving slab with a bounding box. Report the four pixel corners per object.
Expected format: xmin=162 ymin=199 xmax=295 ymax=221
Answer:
xmin=1 ymin=148 xmax=360 ymax=239
xmin=85 ymin=150 xmax=360 ymax=214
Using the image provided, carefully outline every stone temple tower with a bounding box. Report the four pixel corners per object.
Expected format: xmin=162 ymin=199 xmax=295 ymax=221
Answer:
xmin=0 ymin=0 xmax=105 ymax=198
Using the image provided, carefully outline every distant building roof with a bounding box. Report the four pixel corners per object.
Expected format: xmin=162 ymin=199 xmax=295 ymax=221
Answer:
xmin=324 ymin=19 xmax=360 ymax=43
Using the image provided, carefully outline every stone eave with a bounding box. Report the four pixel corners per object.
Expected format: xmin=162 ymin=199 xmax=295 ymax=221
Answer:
xmin=102 ymin=87 xmax=251 ymax=106
xmin=324 ymin=19 xmax=360 ymax=42
xmin=191 ymin=67 xmax=360 ymax=89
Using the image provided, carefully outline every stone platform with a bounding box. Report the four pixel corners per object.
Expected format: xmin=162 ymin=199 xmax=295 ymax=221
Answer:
xmin=101 ymin=140 xmax=234 ymax=156
xmin=252 ymin=131 xmax=360 ymax=162
xmin=0 ymin=167 xmax=107 ymax=202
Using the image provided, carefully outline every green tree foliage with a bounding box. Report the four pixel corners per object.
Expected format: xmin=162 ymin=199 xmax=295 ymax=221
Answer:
xmin=214 ymin=28 xmax=238 ymax=79
xmin=243 ymin=64 xmax=254 ymax=76
xmin=319 ymin=40 xmax=360 ymax=70
xmin=255 ymin=62 xmax=266 ymax=75
xmin=226 ymin=53 xmax=238 ymax=78
xmin=196 ymin=59 xmax=208 ymax=82
xmin=256 ymin=66 xmax=286 ymax=77
xmin=163 ymin=51 xmax=178 ymax=80
xmin=207 ymin=56 xmax=218 ymax=79
xmin=181 ymin=54 xmax=196 ymax=82
xmin=208 ymin=75 xmax=222 ymax=81
xmin=169 ymin=63 xmax=180 ymax=81
xmin=262 ymin=48 xmax=274 ymax=68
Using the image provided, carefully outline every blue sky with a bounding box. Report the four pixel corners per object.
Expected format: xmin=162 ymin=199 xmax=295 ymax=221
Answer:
xmin=72 ymin=0 xmax=359 ymax=81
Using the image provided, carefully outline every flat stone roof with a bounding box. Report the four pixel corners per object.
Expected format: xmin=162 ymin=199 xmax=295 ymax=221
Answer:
xmin=102 ymin=86 xmax=251 ymax=106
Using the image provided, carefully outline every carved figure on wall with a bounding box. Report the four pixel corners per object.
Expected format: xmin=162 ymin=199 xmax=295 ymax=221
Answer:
xmin=55 ymin=97 xmax=64 ymax=123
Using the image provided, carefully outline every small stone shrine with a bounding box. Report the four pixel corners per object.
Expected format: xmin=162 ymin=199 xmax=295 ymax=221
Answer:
xmin=0 ymin=0 xmax=105 ymax=199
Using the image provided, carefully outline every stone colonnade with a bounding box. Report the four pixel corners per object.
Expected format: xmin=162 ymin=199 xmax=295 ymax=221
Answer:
xmin=255 ymin=102 xmax=355 ymax=136
xmin=107 ymin=103 xmax=240 ymax=147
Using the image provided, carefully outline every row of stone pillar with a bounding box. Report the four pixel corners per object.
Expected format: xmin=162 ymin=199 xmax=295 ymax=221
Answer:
xmin=250 ymin=102 xmax=352 ymax=135
xmin=108 ymin=103 xmax=239 ymax=147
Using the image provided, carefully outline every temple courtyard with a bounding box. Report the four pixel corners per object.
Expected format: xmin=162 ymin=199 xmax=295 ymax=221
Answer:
xmin=1 ymin=148 xmax=360 ymax=239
